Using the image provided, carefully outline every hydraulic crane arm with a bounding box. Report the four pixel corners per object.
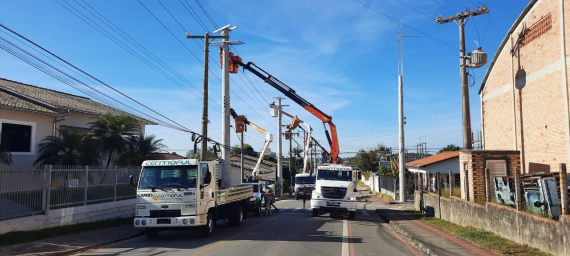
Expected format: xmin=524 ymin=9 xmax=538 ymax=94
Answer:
xmin=281 ymin=110 xmax=313 ymax=172
xmin=232 ymin=59 xmax=340 ymax=164
xmin=230 ymin=108 xmax=273 ymax=177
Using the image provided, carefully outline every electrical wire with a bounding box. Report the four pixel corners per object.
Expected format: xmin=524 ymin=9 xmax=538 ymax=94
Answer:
xmin=430 ymin=0 xmax=455 ymax=14
xmin=353 ymin=0 xmax=458 ymax=51
xmin=393 ymin=0 xmax=435 ymax=20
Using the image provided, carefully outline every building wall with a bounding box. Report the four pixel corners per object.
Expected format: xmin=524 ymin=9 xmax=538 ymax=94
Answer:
xmin=481 ymin=0 xmax=570 ymax=173
xmin=424 ymin=158 xmax=460 ymax=174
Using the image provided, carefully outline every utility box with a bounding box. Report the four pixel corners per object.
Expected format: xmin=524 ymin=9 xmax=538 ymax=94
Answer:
xmin=270 ymin=104 xmax=278 ymax=117
xmin=235 ymin=115 xmax=245 ymax=133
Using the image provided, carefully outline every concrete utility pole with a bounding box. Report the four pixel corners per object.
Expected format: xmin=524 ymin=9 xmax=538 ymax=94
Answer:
xmin=187 ymin=31 xmax=226 ymax=160
xmin=241 ymin=132 xmax=244 ymax=182
xmin=436 ymin=5 xmax=489 ymax=150
xmin=211 ymin=24 xmax=243 ymax=187
xmin=397 ymin=23 xmax=406 ymax=203
xmin=273 ymin=97 xmax=287 ymax=198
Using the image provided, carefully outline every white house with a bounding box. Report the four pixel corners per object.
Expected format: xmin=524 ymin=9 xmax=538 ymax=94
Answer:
xmin=406 ymin=151 xmax=460 ymax=188
xmin=0 ymin=78 xmax=155 ymax=166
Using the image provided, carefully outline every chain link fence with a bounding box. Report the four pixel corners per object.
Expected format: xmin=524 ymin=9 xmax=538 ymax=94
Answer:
xmin=0 ymin=165 xmax=139 ymax=221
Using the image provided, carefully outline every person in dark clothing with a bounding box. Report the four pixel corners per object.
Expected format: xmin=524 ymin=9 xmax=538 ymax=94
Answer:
xmin=262 ymin=182 xmax=274 ymax=216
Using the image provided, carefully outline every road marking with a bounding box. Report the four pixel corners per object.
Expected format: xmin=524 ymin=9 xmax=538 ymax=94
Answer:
xmin=360 ymin=210 xmax=370 ymax=216
xmin=342 ymin=218 xmax=349 ymax=256
xmin=193 ymin=215 xmax=281 ymax=256
xmin=347 ymin=219 xmax=356 ymax=256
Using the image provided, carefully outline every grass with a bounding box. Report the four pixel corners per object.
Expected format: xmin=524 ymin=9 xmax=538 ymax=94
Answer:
xmin=414 ymin=212 xmax=552 ymax=256
xmin=0 ymin=217 xmax=133 ymax=246
xmin=367 ymin=189 xmax=394 ymax=201
xmin=440 ymin=187 xmax=462 ymax=198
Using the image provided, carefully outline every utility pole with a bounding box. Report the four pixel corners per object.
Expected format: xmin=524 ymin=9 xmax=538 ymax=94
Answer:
xmin=271 ymin=98 xmax=287 ymax=198
xmin=436 ymin=5 xmax=489 ymax=150
xmin=202 ymin=24 xmax=242 ymax=187
xmin=241 ymin=131 xmax=244 ymax=182
xmin=397 ymin=23 xmax=407 ymax=203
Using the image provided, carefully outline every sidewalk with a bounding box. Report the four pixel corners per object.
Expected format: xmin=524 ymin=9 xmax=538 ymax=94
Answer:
xmin=0 ymin=225 xmax=141 ymax=256
xmin=356 ymin=184 xmax=499 ymax=256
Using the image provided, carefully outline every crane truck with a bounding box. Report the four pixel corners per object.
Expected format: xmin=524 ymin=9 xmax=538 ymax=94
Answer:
xmin=133 ymin=159 xmax=253 ymax=237
xmin=230 ymin=56 xmax=356 ymax=219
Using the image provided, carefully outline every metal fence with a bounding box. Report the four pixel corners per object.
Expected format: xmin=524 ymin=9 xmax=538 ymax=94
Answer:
xmin=0 ymin=165 xmax=139 ymax=221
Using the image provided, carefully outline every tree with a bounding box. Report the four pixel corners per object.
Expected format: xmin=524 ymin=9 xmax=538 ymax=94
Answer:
xmin=230 ymin=143 xmax=255 ymax=156
xmin=117 ymin=135 xmax=167 ymax=165
xmin=353 ymin=149 xmax=380 ymax=172
xmin=0 ymin=133 xmax=12 ymax=165
xmin=378 ymin=164 xmax=391 ymax=176
xmin=437 ymin=144 xmax=461 ymax=154
xmin=186 ymin=147 xmax=218 ymax=159
xmin=34 ymin=130 xmax=100 ymax=166
xmin=89 ymin=113 xmax=142 ymax=167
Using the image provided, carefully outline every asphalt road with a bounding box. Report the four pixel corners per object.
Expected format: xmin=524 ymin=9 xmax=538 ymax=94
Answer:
xmin=81 ymin=199 xmax=419 ymax=256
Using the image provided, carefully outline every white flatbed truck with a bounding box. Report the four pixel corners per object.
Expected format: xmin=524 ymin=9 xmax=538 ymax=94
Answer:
xmin=133 ymin=159 xmax=253 ymax=237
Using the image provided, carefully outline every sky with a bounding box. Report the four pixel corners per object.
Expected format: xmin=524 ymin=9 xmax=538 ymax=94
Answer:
xmin=0 ymin=0 xmax=530 ymax=158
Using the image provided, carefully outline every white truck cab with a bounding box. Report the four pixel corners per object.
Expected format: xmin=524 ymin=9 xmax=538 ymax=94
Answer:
xmin=134 ymin=159 xmax=253 ymax=237
xmin=294 ymin=173 xmax=316 ymax=200
xmin=310 ymin=164 xmax=357 ymax=219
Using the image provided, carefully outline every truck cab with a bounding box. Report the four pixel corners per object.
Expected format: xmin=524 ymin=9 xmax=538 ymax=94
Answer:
xmin=134 ymin=159 xmax=252 ymax=237
xmin=310 ymin=164 xmax=357 ymax=219
xmin=294 ymin=173 xmax=316 ymax=200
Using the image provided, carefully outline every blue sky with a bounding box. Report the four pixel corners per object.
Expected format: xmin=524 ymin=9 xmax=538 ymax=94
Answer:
xmin=0 ymin=0 xmax=529 ymax=157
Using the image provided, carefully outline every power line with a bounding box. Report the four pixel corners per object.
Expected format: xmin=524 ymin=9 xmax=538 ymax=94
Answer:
xmin=353 ymin=0 xmax=458 ymax=50
xmin=393 ymin=0 xmax=435 ymax=20
xmin=430 ymin=0 xmax=455 ymax=14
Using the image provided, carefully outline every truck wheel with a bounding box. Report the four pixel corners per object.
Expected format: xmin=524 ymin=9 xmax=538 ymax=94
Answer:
xmin=312 ymin=208 xmax=319 ymax=217
xmin=348 ymin=211 xmax=356 ymax=220
xmin=229 ymin=206 xmax=244 ymax=226
xmin=146 ymin=228 xmax=158 ymax=238
xmin=201 ymin=214 xmax=214 ymax=237
xmin=255 ymin=201 xmax=261 ymax=217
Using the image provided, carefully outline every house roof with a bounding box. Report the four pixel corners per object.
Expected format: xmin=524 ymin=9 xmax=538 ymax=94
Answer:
xmin=230 ymin=154 xmax=277 ymax=167
xmin=478 ymin=0 xmax=537 ymax=95
xmin=229 ymin=160 xmax=274 ymax=175
xmin=0 ymin=78 xmax=156 ymax=124
xmin=406 ymin=151 xmax=459 ymax=168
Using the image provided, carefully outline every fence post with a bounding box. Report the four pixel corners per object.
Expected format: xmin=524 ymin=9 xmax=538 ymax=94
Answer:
xmin=437 ymin=172 xmax=441 ymax=197
xmin=484 ymin=168 xmax=491 ymax=202
xmin=426 ymin=173 xmax=431 ymax=193
xmin=560 ymin=163 xmax=568 ymax=215
xmin=414 ymin=172 xmax=418 ymax=191
xmin=44 ymin=165 xmax=52 ymax=215
xmin=114 ymin=166 xmax=118 ymax=202
xmin=449 ymin=170 xmax=453 ymax=197
xmin=84 ymin=165 xmax=88 ymax=206
xmin=514 ymin=166 xmax=522 ymax=211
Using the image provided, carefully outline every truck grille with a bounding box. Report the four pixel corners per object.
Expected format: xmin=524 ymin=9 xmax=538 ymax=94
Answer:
xmin=321 ymin=187 xmax=347 ymax=199
xmin=150 ymin=210 xmax=181 ymax=217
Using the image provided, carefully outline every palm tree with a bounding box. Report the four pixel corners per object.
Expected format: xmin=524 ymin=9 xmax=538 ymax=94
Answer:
xmin=118 ymin=135 xmax=167 ymax=165
xmin=89 ymin=113 xmax=141 ymax=167
xmin=34 ymin=130 xmax=100 ymax=166
xmin=0 ymin=134 xmax=12 ymax=165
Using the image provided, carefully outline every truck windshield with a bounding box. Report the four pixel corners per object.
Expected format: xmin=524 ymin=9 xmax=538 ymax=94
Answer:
xmin=139 ymin=165 xmax=198 ymax=190
xmin=295 ymin=176 xmax=316 ymax=184
xmin=317 ymin=170 xmax=352 ymax=181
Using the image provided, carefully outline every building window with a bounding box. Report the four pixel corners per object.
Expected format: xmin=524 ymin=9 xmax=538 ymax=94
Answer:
xmin=0 ymin=120 xmax=36 ymax=155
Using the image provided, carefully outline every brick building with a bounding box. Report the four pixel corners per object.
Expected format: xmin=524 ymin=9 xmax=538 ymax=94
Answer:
xmin=479 ymin=0 xmax=570 ymax=173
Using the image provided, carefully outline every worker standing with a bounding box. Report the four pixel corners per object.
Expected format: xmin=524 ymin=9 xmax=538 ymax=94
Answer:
xmin=262 ymin=182 xmax=274 ymax=216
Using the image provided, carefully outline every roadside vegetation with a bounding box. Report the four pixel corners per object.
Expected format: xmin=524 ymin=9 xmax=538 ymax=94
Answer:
xmin=0 ymin=217 xmax=133 ymax=246
xmin=410 ymin=211 xmax=551 ymax=256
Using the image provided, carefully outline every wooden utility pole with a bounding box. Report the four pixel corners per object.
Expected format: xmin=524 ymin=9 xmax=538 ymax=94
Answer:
xmin=436 ymin=5 xmax=489 ymax=150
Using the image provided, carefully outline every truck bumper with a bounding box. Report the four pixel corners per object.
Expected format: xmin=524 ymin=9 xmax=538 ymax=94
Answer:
xmin=311 ymin=199 xmax=356 ymax=213
xmin=134 ymin=215 xmax=204 ymax=228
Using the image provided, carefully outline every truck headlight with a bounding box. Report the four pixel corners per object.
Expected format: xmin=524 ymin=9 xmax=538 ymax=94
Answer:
xmin=137 ymin=205 xmax=146 ymax=209
xmin=182 ymin=219 xmax=188 ymax=225
xmin=190 ymin=219 xmax=195 ymax=225
xmin=135 ymin=220 xmax=140 ymax=225
xmin=142 ymin=220 xmax=147 ymax=226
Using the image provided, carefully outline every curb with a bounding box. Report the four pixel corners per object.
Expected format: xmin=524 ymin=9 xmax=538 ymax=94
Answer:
xmin=375 ymin=209 xmax=438 ymax=256
xmin=44 ymin=231 xmax=144 ymax=256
